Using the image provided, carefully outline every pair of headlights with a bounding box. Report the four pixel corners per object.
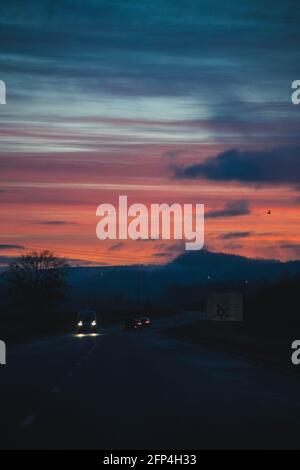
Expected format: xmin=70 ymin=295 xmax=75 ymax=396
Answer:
xmin=78 ymin=320 xmax=97 ymax=326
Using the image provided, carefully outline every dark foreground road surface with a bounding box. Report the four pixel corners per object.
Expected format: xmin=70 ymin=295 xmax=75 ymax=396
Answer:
xmin=1 ymin=315 xmax=300 ymax=450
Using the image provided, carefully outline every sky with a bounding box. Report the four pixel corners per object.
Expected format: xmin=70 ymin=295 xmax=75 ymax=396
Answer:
xmin=0 ymin=0 xmax=300 ymax=266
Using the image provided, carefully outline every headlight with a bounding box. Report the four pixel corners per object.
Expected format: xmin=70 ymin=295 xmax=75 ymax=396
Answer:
xmin=92 ymin=320 xmax=96 ymax=326
xmin=78 ymin=321 xmax=83 ymax=326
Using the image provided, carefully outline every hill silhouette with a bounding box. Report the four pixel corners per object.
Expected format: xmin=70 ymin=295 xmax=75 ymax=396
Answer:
xmin=61 ymin=250 xmax=300 ymax=310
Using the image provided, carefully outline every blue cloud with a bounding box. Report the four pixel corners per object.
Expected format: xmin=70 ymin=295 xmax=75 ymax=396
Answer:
xmin=174 ymin=147 xmax=300 ymax=188
xmin=206 ymin=200 xmax=251 ymax=218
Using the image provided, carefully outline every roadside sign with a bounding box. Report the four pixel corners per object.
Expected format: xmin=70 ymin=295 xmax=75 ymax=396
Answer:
xmin=207 ymin=293 xmax=243 ymax=322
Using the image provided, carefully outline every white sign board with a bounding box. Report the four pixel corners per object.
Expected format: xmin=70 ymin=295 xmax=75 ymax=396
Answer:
xmin=207 ymin=293 xmax=243 ymax=322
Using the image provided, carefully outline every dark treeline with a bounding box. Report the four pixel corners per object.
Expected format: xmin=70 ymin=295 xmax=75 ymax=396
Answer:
xmin=163 ymin=276 xmax=300 ymax=338
xmin=246 ymin=276 xmax=300 ymax=337
xmin=0 ymin=250 xmax=300 ymax=342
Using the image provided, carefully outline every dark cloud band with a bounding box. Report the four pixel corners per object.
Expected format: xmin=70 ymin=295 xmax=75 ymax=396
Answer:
xmin=206 ymin=200 xmax=251 ymax=219
xmin=174 ymin=147 xmax=300 ymax=188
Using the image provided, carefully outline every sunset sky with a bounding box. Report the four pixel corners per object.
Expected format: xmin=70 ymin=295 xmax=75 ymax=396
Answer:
xmin=0 ymin=0 xmax=300 ymax=266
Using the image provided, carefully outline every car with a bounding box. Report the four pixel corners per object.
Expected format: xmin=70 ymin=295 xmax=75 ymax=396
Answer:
xmin=139 ymin=317 xmax=151 ymax=328
xmin=123 ymin=319 xmax=142 ymax=331
xmin=77 ymin=310 xmax=98 ymax=333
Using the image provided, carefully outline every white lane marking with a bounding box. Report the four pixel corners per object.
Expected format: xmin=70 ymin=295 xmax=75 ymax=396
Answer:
xmin=76 ymin=345 xmax=97 ymax=368
xmin=19 ymin=341 xmax=99 ymax=429
xmin=21 ymin=414 xmax=37 ymax=427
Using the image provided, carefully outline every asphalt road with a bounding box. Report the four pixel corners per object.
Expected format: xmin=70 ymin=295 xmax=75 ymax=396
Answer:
xmin=1 ymin=314 xmax=300 ymax=450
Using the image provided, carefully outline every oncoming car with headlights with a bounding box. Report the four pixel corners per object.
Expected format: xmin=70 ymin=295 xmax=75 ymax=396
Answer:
xmin=77 ymin=310 xmax=97 ymax=333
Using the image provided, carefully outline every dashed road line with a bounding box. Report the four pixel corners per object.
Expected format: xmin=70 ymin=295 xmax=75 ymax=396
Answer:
xmin=19 ymin=340 xmax=99 ymax=430
xmin=21 ymin=414 xmax=37 ymax=427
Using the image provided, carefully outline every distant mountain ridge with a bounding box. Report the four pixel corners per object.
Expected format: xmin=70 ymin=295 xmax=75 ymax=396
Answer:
xmin=168 ymin=249 xmax=300 ymax=281
xmin=67 ymin=249 xmax=300 ymax=283
xmin=1 ymin=250 xmax=299 ymax=312
xmin=65 ymin=250 xmax=300 ymax=305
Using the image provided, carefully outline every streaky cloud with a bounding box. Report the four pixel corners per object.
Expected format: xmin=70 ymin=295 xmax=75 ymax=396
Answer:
xmin=207 ymin=200 xmax=251 ymax=219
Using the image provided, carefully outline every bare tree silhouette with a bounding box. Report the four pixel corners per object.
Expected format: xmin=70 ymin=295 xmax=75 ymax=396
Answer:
xmin=6 ymin=250 xmax=69 ymax=315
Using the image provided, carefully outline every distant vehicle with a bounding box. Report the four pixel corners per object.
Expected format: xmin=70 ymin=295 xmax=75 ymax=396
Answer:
xmin=77 ymin=310 xmax=97 ymax=333
xmin=123 ymin=319 xmax=142 ymax=331
xmin=139 ymin=317 xmax=151 ymax=328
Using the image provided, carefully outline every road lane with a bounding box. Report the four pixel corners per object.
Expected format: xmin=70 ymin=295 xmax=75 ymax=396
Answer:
xmin=0 ymin=332 xmax=99 ymax=434
xmin=1 ymin=319 xmax=300 ymax=449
